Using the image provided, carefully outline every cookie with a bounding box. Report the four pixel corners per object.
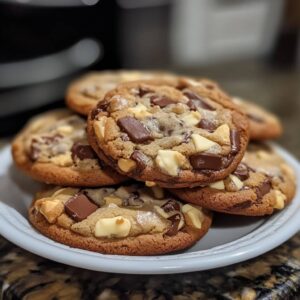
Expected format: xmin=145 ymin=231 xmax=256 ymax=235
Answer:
xmin=232 ymin=97 xmax=282 ymax=140
xmin=66 ymin=70 xmax=177 ymax=116
xmin=87 ymin=78 xmax=249 ymax=188
xmin=29 ymin=184 xmax=212 ymax=255
xmin=171 ymin=143 xmax=296 ymax=216
xmin=12 ymin=109 xmax=127 ymax=187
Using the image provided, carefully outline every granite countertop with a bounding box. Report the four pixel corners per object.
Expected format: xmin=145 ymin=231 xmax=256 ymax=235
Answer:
xmin=1 ymin=63 xmax=300 ymax=299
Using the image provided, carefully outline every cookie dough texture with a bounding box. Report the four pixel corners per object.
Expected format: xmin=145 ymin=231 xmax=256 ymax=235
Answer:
xmin=66 ymin=70 xmax=177 ymax=115
xmin=29 ymin=185 xmax=212 ymax=255
xmin=172 ymin=144 xmax=296 ymax=216
xmin=12 ymin=109 xmax=127 ymax=186
xmin=88 ymin=78 xmax=249 ymax=188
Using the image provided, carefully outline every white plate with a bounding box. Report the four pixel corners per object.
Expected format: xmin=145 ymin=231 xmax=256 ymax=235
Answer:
xmin=0 ymin=144 xmax=299 ymax=274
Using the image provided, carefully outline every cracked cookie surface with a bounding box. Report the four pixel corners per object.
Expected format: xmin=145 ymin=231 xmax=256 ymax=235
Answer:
xmin=12 ymin=109 xmax=127 ymax=186
xmin=29 ymin=184 xmax=212 ymax=255
xmin=66 ymin=70 xmax=177 ymax=115
xmin=171 ymin=143 xmax=296 ymax=216
xmin=88 ymin=79 xmax=249 ymax=188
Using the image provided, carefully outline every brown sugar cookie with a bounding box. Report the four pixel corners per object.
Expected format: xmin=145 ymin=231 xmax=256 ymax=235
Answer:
xmin=12 ymin=109 xmax=127 ymax=187
xmin=66 ymin=70 xmax=177 ymax=115
xmin=87 ymin=78 xmax=249 ymax=188
xmin=29 ymin=184 xmax=212 ymax=255
xmin=232 ymin=97 xmax=282 ymax=141
xmin=171 ymin=143 xmax=296 ymax=216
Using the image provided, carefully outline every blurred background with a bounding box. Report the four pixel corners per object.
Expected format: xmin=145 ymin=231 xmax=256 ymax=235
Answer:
xmin=0 ymin=0 xmax=299 ymax=156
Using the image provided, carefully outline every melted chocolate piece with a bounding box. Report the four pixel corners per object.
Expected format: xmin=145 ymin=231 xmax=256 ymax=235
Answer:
xmin=71 ymin=143 xmax=96 ymax=160
xmin=230 ymin=130 xmax=240 ymax=154
xmin=165 ymin=214 xmax=181 ymax=236
xmin=184 ymin=90 xmax=215 ymax=111
xmin=150 ymin=96 xmax=177 ymax=108
xmin=247 ymin=113 xmax=265 ymax=123
xmin=65 ymin=193 xmax=98 ymax=222
xmin=229 ymin=200 xmax=252 ymax=210
xmin=161 ymin=199 xmax=180 ymax=213
xmin=233 ymin=163 xmax=249 ymax=181
xmin=123 ymin=192 xmax=144 ymax=206
xmin=91 ymin=100 xmax=110 ymax=120
xmin=130 ymin=150 xmax=148 ymax=170
xmin=256 ymin=180 xmax=272 ymax=200
xmin=117 ymin=117 xmax=152 ymax=143
xmin=190 ymin=153 xmax=223 ymax=170
xmin=198 ymin=119 xmax=216 ymax=131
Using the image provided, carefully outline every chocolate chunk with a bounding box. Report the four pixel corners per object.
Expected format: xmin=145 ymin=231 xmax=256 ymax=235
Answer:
xmin=165 ymin=214 xmax=181 ymax=236
xmin=229 ymin=200 xmax=252 ymax=210
xmin=198 ymin=119 xmax=216 ymax=131
xmin=190 ymin=153 xmax=223 ymax=170
xmin=91 ymin=100 xmax=110 ymax=119
xmin=65 ymin=193 xmax=98 ymax=222
xmin=125 ymin=193 xmax=144 ymax=207
xmin=256 ymin=180 xmax=272 ymax=200
xmin=184 ymin=90 xmax=215 ymax=111
xmin=117 ymin=117 xmax=152 ymax=143
xmin=161 ymin=199 xmax=180 ymax=213
xmin=130 ymin=150 xmax=148 ymax=170
xmin=182 ymin=131 xmax=192 ymax=143
xmin=230 ymin=130 xmax=240 ymax=154
xmin=233 ymin=163 xmax=249 ymax=181
xmin=71 ymin=143 xmax=96 ymax=161
xmin=138 ymin=87 xmax=152 ymax=97
xmin=247 ymin=113 xmax=264 ymax=123
xmin=150 ymin=96 xmax=177 ymax=108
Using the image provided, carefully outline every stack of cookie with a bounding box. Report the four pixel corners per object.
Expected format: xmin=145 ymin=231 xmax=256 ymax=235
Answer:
xmin=12 ymin=71 xmax=296 ymax=255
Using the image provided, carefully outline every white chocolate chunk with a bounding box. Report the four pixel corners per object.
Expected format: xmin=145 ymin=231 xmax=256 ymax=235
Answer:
xmin=191 ymin=134 xmax=218 ymax=152
xmin=212 ymin=124 xmax=230 ymax=145
xmin=182 ymin=204 xmax=204 ymax=229
xmin=209 ymin=180 xmax=225 ymax=190
xmin=155 ymin=150 xmax=187 ymax=176
xmin=93 ymin=116 xmax=107 ymax=140
xmin=274 ymin=190 xmax=286 ymax=209
xmin=56 ymin=125 xmax=73 ymax=135
xmin=229 ymin=174 xmax=244 ymax=190
xmin=50 ymin=152 xmax=73 ymax=167
xmin=145 ymin=181 xmax=156 ymax=187
xmin=182 ymin=111 xmax=201 ymax=126
xmin=128 ymin=103 xmax=151 ymax=119
xmin=256 ymin=150 xmax=271 ymax=160
xmin=39 ymin=200 xmax=64 ymax=223
xmin=94 ymin=216 xmax=131 ymax=238
xmin=117 ymin=158 xmax=136 ymax=173
xmin=104 ymin=196 xmax=123 ymax=206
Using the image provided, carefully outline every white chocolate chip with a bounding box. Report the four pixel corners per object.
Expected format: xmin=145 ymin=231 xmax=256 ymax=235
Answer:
xmin=155 ymin=150 xmax=187 ymax=176
xmin=50 ymin=152 xmax=73 ymax=167
xmin=151 ymin=186 xmax=164 ymax=199
xmin=94 ymin=216 xmax=131 ymax=238
xmin=104 ymin=195 xmax=123 ymax=206
xmin=212 ymin=124 xmax=230 ymax=145
xmin=256 ymin=150 xmax=271 ymax=160
xmin=229 ymin=174 xmax=244 ymax=190
xmin=182 ymin=111 xmax=201 ymax=126
xmin=128 ymin=103 xmax=151 ymax=119
xmin=191 ymin=134 xmax=218 ymax=152
xmin=145 ymin=181 xmax=156 ymax=187
xmin=39 ymin=200 xmax=64 ymax=223
xmin=182 ymin=204 xmax=204 ymax=229
xmin=56 ymin=125 xmax=73 ymax=135
xmin=209 ymin=180 xmax=225 ymax=190
xmin=93 ymin=116 xmax=107 ymax=141
xmin=274 ymin=190 xmax=287 ymax=209
xmin=117 ymin=158 xmax=136 ymax=173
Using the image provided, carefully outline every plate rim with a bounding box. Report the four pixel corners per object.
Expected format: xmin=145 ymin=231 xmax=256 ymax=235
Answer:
xmin=0 ymin=143 xmax=299 ymax=274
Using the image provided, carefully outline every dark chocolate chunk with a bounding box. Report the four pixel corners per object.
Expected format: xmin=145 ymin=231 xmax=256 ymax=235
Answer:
xmin=71 ymin=143 xmax=96 ymax=161
xmin=161 ymin=199 xmax=180 ymax=213
xmin=256 ymin=180 xmax=272 ymax=200
xmin=233 ymin=163 xmax=250 ymax=181
xmin=229 ymin=200 xmax=252 ymax=210
xmin=165 ymin=214 xmax=181 ymax=236
xmin=130 ymin=150 xmax=148 ymax=170
xmin=230 ymin=130 xmax=240 ymax=154
xmin=198 ymin=119 xmax=217 ymax=131
xmin=246 ymin=113 xmax=265 ymax=123
xmin=190 ymin=153 xmax=224 ymax=170
xmin=91 ymin=100 xmax=110 ymax=119
xmin=64 ymin=193 xmax=98 ymax=222
xmin=150 ymin=96 xmax=177 ymax=108
xmin=138 ymin=87 xmax=152 ymax=97
xmin=117 ymin=117 xmax=152 ymax=143
xmin=184 ymin=90 xmax=215 ymax=111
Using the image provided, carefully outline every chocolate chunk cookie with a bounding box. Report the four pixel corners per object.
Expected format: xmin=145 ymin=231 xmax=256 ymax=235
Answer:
xmin=171 ymin=144 xmax=296 ymax=216
xmin=12 ymin=109 xmax=127 ymax=186
xmin=87 ymin=79 xmax=249 ymax=188
xmin=66 ymin=70 xmax=177 ymax=115
xmin=29 ymin=184 xmax=212 ymax=255
xmin=232 ymin=97 xmax=282 ymax=141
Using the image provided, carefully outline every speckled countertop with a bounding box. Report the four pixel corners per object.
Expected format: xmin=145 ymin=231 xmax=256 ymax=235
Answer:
xmin=1 ymin=63 xmax=300 ymax=299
